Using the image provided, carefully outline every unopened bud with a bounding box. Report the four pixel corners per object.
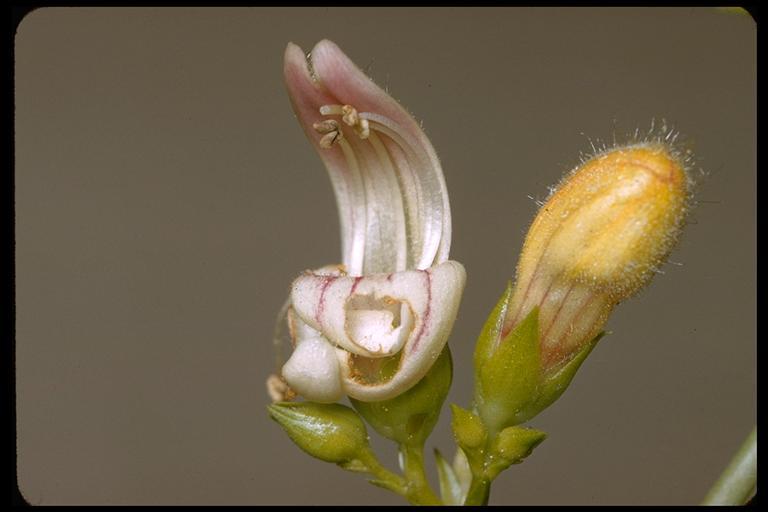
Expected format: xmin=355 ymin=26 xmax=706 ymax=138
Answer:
xmin=485 ymin=425 xmax=547 ymax=480
xmin=450 ymin=404 xmax=487 ymax=452
xmin=475 ymin=143 xmax=690 ymax=430
xmin=507 ymin=143 xmax=689 ymax=373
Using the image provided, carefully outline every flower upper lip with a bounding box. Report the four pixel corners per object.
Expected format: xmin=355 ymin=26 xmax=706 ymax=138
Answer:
xmin=283 ymin=39 xmax=452 ymax=277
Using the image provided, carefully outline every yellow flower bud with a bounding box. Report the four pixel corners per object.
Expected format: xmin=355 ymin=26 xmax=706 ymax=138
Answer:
xmin=504 ymin=143 xmax=689 ymax=373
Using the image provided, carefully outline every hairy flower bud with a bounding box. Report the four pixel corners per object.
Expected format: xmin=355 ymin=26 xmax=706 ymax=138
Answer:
xmin=506 ymin=143 xmax=689 ymax=372
xmin=475 ymin=142 xmax=690 ymax=430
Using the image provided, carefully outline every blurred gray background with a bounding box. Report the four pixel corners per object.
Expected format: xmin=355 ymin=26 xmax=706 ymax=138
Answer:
xmin=15 ymin=7 xmax=755 ymax=505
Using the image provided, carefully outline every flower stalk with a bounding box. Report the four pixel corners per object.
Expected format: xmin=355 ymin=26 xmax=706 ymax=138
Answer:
xmin=400 ymin=443 xmax=442 ymax=505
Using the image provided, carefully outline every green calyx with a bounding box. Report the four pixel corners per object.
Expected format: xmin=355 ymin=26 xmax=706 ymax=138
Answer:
xmin=531 ymin=331 xmax=605 ymax=415
xmin=350 ymin=346 xmax=452 ymax=446
xmin=267 ymin=401 xmax=372 ymax=468
xmin=475 ymin=297 xmax=541 ymax=431
xmin=473 ymin=281 xmax=515 ymax=374
xmin=474 ymin=284 xmax=604 ymax=432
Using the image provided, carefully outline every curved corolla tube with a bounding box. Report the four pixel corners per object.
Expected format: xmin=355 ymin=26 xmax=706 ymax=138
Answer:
xmin=276 ymin=40 xmax=465 ymax=403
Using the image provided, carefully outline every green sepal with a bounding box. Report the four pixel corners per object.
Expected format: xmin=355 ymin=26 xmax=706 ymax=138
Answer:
xmin=450 ymin=404 xmax=488 ymax=476
xmin=473 ymin=281 xmax=514 ymax=375
xmin=450 ymin=404 xmax=487 ymax=451
xmin=485 ymin=426 xmax=547 ymax=480
xmin=268 ymin=401 xmax=370 ymax=466
xmin=434 ymin=448 xmax=464 ymax=505
xmin=532 ymin=331 xmax=605 ymax=414
xmin=350 ymin=346 xmax=452 ymax=446
xmin=476 ymin=307 xmax=542 ymax=431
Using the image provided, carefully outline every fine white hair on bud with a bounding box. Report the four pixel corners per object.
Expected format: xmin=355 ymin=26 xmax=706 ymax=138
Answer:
xmin=471 ymin=135 xmax=694 ymax=431
xmin=503 ymin=140 xmax=691 ymax=372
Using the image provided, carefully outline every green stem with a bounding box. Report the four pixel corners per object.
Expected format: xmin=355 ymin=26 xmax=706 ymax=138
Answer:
xmin=357 ymin=450 xmax=409 ymax=497
xmin=463 ymin=441 xmax=493 ymax=505
xmin=401 ymin=442 xmax=443 ymax=505
xmin=461 ymin=420 xmax=497 ymax=506
xmin=701 ymin=426 xmax=756 ymax=505
xmin=464 ymin=476 xmax=491 ymax=506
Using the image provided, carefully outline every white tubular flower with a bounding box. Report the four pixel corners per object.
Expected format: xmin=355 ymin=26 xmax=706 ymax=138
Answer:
xmin=276 ymin=40 xmax=466 ymax=403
